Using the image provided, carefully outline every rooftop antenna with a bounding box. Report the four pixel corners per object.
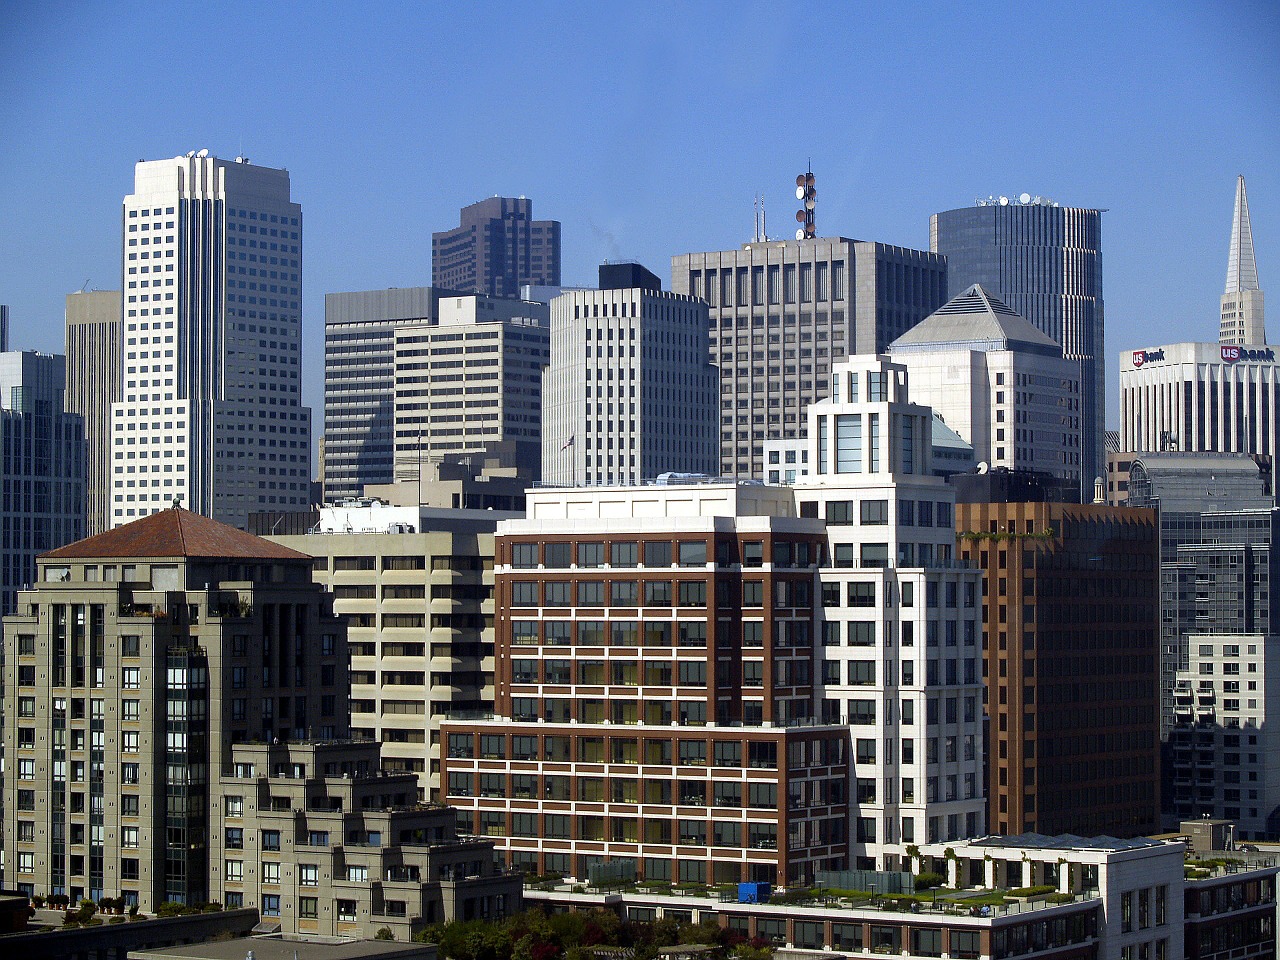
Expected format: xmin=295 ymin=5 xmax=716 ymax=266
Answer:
xmin=760 ymin=192 xmax=767 ymax=241
xmin=794 ymin=162 xmax=816 ymax=240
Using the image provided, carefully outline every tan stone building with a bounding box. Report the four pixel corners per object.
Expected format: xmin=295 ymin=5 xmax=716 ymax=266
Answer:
xmin=210 ymin=739 xmax=519 ymax=940
xmin=3 ymin=509 xmax=349 ymax=910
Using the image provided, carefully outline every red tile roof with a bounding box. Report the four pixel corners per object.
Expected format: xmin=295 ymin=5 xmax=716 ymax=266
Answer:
xmin=41 ymin=509 xmax=311 ymax=561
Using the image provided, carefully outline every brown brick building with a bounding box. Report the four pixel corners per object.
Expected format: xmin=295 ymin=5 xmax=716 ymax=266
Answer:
xmin=955 ymin=501 xmax=1161 ymax=837
xmin=442 ymin=484 xmax=851 ymax=887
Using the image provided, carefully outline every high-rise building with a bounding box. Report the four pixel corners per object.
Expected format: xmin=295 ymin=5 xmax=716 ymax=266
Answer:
xmin=110 ymin=153 xmax=311 ymax=529
xmin=953 ymin=489 xmax=1161 ymax=837
xmin=671 ymin=237 xmax=947 ymax=479
xmin=1126 ymin=452 xmax=1279 ymax=836
xmin=432 ymin=197 xmax=561 ymax=299
xmin=0 ymin=304 xmax=9 ymax=351
xmin=2 ymin=508 xmax=349 ymax=909
xmin=1118 ymin=341 xmax=1280 ymax=465
xmin=323 ymin=287 xmax=548 ymax=501
xmin=889 ymin=284 xmax=1082 ymax=488
xmin=542 ymin=263 xmax=718 ymax=486
xmin=1221 ymin=175 xmax=1265 ymax=346
xmin=931 ymin=197 xmax=1105 ymax=495
xmin=65 ymin=290 xmax=121 ymax=535
xmin=794 ymin=355 xmax=987 ymax=861
xmin=0 ymin=350 xmax=86 ymax=615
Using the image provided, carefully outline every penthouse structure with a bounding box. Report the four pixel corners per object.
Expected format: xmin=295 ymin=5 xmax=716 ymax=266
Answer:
xmin=671 ymin=236 xmax=947 ymax=478
xmin=542 ymin=262 xmax=718 ymax=486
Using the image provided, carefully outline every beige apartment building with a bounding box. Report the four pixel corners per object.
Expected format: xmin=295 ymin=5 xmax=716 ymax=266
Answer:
xmin=272 ymin=502 xmax=505 ymax=801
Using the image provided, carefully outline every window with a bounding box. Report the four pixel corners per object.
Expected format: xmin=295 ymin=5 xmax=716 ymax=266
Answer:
xmin=300 ymin=863 xmax=319 ymax=885
xmin=122 ymin=731 xmax=140 ymax=752
xmin=122 ymin=667 xmax=141 ymax=688
xmin=225 ymin=828 xmax=244 ymax=849
xmin=122 ymin=699 xmax=140 ymax=721
xmin=261 ymin=894 xmax=281 ymax=917
xmin=262 ymin=829 xmax=281 ymax=851
xmin=225 ymin=859 xmax=244 ymax=881
xmin=225 ymin=796 xmax=243 ymax=816
xmin=262 ymin=862 xmax=281 ymax=884
xmin=337 ymin=900 xmax=357 ymax=922
xmin=299 ymin=897 xmax=318 ymax=919
xmin=861 ymin=499 xmax=888 ymax=524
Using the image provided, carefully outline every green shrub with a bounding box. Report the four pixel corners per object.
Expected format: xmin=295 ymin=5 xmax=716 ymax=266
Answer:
xmin=375 ymin=927 xmax=395 ymax=940
xmin=1009 ymin=885 xmax=1056 ymax=898
xmin=915 ymin=871 xmax=947 ymax=891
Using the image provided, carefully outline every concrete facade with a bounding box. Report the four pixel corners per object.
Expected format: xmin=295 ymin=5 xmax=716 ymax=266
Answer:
xmin=672 ymin=237 xmax=947 ymax=479
xmin=65 ymin=290 xmax=122 ymax=535
xmin=542 ymin=268 xmax=719 ymax=486
xmin=323 ymin=288 xmax=548 ymax=501
xmin=209 ymin=740 xmax=519 ymax=940
xmin=271 ymin=505 xmax=505 ymax=801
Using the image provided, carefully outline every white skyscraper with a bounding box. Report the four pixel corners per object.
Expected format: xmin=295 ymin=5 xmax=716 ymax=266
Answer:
xmin=542 ymin=263 xmax=719 ymax=486
xmin=1220 ymin=175 xmax=1265 ymax=346
xmin=110 ymin=153 xmax=312 ymax=528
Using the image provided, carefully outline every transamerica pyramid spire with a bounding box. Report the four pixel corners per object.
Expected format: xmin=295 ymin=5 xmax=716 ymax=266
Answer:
xmin=1220 ymin=175 xmax=1266 ymax=345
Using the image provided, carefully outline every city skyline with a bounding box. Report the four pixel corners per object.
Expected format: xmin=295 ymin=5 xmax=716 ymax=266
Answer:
xmin=1 ymin=2 xmax=1277 ymax=443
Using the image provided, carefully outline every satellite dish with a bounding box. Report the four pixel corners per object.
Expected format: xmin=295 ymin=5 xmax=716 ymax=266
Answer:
xmin=197 ymin=148 xmax=209 ymax=158
xmin=805 ymin=173 xmax=815 ymax=187
xmin=185 ymin=151 xmax=195 ymax=158
xmin=977 ymin=461 xmax=990 ymax=474
xmin=795 ymin=228 xmax=806 ymax=240
xmin=796 ymin=186 xmax=806 ymax=200
xmin=796 ymin=174 xmax=806 ymax=187
xmin=1019 ymin=192 xmax=1031 ymax=204
xmin=795 ymin=210 xmax=807 ymax=223
xmin=804 ymin=198 xmax=816 ymax=211
xmin=998 ymin=196 xmax=1009 ymax=206
xmin=803 ymin=222 xmax=816 ymax=236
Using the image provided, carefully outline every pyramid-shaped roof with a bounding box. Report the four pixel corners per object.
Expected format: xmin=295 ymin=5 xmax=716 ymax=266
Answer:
xmin=41 ymin=508 xmax=310 ymax=561
xmin=1225 ymin=174 xmax=1260 ymax=294
xmin=890 ymin=284 xmax=1061 ymax=355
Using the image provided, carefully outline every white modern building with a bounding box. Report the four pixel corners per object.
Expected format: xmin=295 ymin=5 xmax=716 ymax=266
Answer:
xmin=1221 ymin=175 xmax=1265 ymax=346
xmin=793 ymin=355 xmax=987 ymax=865
xmin=1172 ymin=634 xmax=1280 ymax=839
xmin=888 ymin=284 xmax=1081 ymax=486
xmin=110 ymin=153 xmax=312 ymax=528
xmin=1118 ymin=341 xmax=1280 ymax=464
xmin=541 ymin=263 xmax=718 ymax=486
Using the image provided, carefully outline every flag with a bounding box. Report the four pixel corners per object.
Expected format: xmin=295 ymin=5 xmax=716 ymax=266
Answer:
xmin=560 ymin=436 xmax=574 ymax=451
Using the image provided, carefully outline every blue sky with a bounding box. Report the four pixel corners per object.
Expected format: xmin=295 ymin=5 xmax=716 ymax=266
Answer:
xmin=1 ymin=0 xmax=1277 ymax=432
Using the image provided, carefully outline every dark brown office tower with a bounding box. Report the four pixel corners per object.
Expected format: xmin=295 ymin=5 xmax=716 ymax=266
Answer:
xmin=954 ymin=499 xmax=1161 ymax=837
xmin=432 ymin=197 xmax=561 ymax=298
